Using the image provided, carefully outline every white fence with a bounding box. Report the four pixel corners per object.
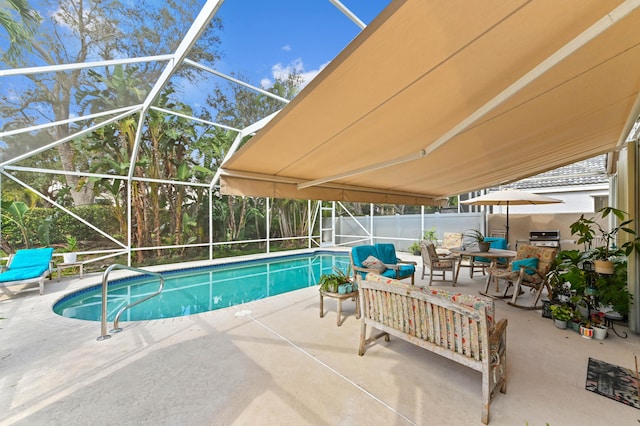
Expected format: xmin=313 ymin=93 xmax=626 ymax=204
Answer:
xmin=327 ymin=212 xmax=486 ymax=252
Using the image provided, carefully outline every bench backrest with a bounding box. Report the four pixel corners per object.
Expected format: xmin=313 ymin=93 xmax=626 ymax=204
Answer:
xmin=359 ymin=273 xmax=494 ymax=363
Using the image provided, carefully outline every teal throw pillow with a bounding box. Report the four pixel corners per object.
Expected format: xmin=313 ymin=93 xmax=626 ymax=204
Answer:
xmin=511 ymin=257 xmax=538 ymax=275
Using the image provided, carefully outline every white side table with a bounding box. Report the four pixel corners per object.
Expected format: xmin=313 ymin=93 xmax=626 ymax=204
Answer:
xmin=57 ymin=262 xmax=84 ymax=280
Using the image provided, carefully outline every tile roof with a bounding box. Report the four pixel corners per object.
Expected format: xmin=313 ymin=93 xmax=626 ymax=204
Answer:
xmin=508 ymin=155 xmax=608 ymax=190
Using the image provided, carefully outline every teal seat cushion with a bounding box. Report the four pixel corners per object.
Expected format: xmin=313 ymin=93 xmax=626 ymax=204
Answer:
xmin=352 ymin=246 xmax=377 ymax=266
xmin=380 ymin=264 xmax=415 ymax=280
xmin=396 ymin=264 xmax=416 ymax=278
xmin=9 ymin=248 xmax=54 ymax=270
xmin=475 ymin=238 xmax=507 ymax=263
xmin=511 ymin=257 xmax=539 ymax=275
xmin=374 ymin=243 xmax=398 ymax=264
xmin=0 ymin=265 xmax=49 ymax=282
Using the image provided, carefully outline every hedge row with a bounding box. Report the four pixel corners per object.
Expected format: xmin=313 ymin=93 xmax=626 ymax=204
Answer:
xmin=2 ymin=205 xmax=121 ymax=249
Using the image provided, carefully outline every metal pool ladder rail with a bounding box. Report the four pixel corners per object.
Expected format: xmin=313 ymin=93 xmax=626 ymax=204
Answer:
xmin=97 ymin=264 xmax=165 ymax=341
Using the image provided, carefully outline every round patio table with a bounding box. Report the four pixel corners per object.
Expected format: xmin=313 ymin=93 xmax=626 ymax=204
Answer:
xmin=450 ymin=247 xmax=517 ymax=291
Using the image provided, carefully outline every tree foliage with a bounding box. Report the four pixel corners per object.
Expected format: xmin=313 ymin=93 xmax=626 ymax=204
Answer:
xmin=1 ymin=1 xmax=334 ymax=260
xmin=0 ymin=0 xmax=222 ymax=206
xmin=0 ymin=0 xmax=41 ymax=62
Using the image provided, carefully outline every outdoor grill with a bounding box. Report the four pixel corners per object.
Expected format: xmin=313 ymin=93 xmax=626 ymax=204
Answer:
xmin=529 ymin=230 xmax=561 ymax=249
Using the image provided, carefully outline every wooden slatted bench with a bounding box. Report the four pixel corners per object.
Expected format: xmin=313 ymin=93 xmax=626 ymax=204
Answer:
xmin=357 ymin=273 xmax=508 ymax=424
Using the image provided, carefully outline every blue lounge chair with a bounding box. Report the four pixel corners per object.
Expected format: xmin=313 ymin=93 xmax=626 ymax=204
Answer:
xmin=0 ymin=248 xmax=54 ymax=295
xmin=350 ymin=243 xmax=416 ymax=284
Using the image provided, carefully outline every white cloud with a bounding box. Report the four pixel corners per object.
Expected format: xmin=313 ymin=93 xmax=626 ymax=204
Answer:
xmin=281 ymin=45 xmax=291 ymax=52
xmin=261 ymin=58 xmax=329 ymax=89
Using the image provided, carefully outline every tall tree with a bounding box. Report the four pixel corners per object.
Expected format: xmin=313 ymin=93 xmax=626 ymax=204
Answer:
xmin=207 ymin=72 xmax=304 ymax=242
xmin=208 ymin=72 xmax=302 ymax=129
xmin=0 ymin=0 xmax=222 ymax=206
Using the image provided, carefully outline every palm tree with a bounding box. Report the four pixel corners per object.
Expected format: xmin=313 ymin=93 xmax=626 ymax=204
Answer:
xmin=0 ymin=0 xmax=40 ymax=62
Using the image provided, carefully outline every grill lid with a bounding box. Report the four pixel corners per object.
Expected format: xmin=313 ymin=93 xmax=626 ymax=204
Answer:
xmin=529 ymin=230 xmax=560 ymax=241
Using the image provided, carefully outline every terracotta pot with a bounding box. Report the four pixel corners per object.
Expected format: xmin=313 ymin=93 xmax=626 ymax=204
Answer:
xmin=594 ymin=260 xmax=614 ymax=274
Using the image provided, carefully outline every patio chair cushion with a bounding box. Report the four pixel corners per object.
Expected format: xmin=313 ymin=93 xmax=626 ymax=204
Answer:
xmin=0 ymin=265 xmax=50 ymax=282
xmin=475 ymin=237 xmax=507 ymax=263
xmin=431 ymin=259 xmax=455 ymax=268
xmin=382 ymin=264 xmax=415 ymax=279
xmin=511 ymin=257 xmax=538 ymax=275
xmin=9 ymin=247 xmax=54 ymax=270
xmin=362 ymin=255 xmax=386 ymax=273
xmin=374 ymin=243 xmax=398 ymax=264
xmin=351 ymin=245 xmax=378 ymax=268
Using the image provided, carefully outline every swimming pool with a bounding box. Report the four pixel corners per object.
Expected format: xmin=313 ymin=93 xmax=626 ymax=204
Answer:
xmin=54 ymin=251 xmax=350 ymax=322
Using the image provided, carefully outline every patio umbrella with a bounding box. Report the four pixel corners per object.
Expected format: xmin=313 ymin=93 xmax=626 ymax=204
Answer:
xmin=461 ymin=189 xmax=563 ymax=243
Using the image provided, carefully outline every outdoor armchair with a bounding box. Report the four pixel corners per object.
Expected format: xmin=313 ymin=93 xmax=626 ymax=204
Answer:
xmin=350 ymin=243 xmax=416 ymax=284
xmin=485 ymin=245 xmax=558 ymax=309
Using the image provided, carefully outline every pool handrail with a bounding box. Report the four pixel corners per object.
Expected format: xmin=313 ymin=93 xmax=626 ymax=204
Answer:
xmin=97 ymin=264 xmax=165 ymax=341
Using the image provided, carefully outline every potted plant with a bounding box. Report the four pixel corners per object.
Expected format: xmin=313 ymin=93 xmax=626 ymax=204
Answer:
xmin=570 ymin=207 xmax=640 ymax=274
xmin=593 ymin=258 xmax=631 ymax=318
xmin=318 ymin=266 xmax=351 ymax=293
xmin=590 ymin=313 xmax=607 ymax=340
xmin=463 ymin=229 xmax=490 ymax=252
xmin=408 ymin=228 xmax=438 ymax=255
xmin=550 ymin=304 xmax=572 ymax=329
xmin=62 ymin=236 xmax=78 ymax=264
xmin=580 ymin=322 xmax=594 ymax=339
xmin=548 ymin=250 xmax=588 ymax=301
xmin=569 ymin=308 xmax=583 ymax=332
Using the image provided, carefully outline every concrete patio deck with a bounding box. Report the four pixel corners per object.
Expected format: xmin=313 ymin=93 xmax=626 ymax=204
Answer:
xmin=1 ymin=251 xmax=639 ymax=425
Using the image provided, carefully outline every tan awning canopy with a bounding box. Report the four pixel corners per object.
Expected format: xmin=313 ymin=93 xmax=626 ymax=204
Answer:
xmin=220 ymin=0 xmax=640 ymax=205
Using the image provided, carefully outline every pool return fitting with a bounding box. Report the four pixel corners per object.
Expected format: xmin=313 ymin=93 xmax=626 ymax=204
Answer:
xmin=97 ymin=264 xmax=165 ymax=341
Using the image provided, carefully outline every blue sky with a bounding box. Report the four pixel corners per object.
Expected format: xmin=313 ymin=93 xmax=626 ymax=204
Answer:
xmin=214 ymin=0 xmax=391 ymax=89
xmin=0 ymin=1 xmax=392 ymax=130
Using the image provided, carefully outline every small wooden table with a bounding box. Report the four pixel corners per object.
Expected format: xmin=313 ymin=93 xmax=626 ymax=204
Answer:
xmin=319 ymin=290 xmax=360 ymax=326
xmin=57 ymin=261 xmax=84 ymax=280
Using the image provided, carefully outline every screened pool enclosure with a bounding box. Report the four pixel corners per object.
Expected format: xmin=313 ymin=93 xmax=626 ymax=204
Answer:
xmin=2 ymin=0 xmax=640 ymax=281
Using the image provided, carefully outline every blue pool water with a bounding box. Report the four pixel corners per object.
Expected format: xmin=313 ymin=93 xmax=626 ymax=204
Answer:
xmin=53 ymin=251 xmax=350 ymax=322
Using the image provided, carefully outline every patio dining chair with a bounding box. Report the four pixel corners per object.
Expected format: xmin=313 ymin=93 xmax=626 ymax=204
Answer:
xmin=420 ymin=241 xmax=457 ymax=286
xmin=436 ymin=232 xmax=463 ymax=256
